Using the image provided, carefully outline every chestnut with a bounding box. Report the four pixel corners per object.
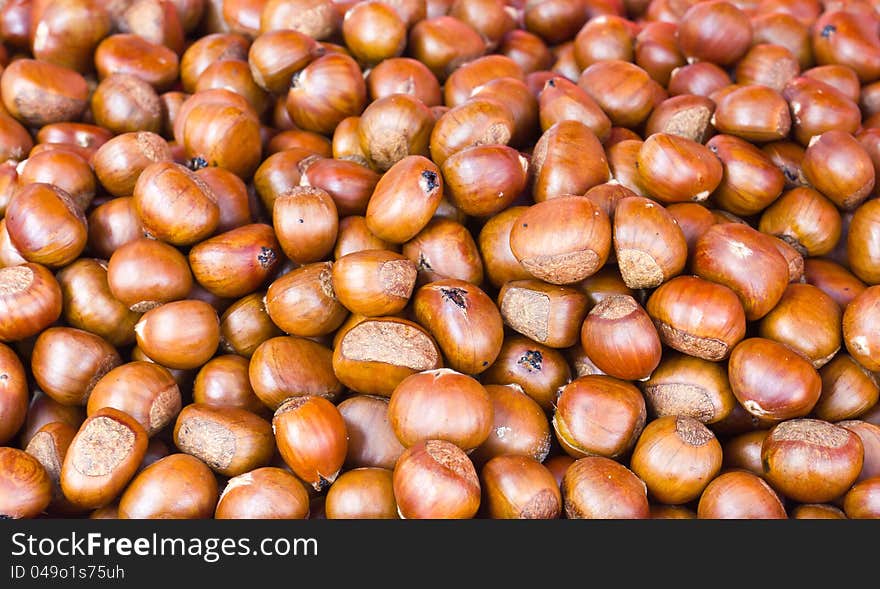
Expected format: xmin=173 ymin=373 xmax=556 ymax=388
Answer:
xmin=91 ymin=74 xmax=163 ymax=135
xmin=728 ymin=338 xmax=821 ymax=422
xmin=271 ymin=185 xmax=338 ymax=264
xmin=842 ymin=286 xmax=880 ymax=371
xmin=332 ymin=249 xmax=417 ymax=317
xmin=60 ymin=407 xmax=149 ymax=510
xmin=801 ymin=130 xmax=875 ymax=211
xmin=402 ymin=218 xmax=484 ymax=286
xmin=260 ymin=0 xmax=340 ymax=40
xmin=393 ymin=439 xmax=480 ymax=519
xmin=735 ymin=44 xmax=800 ymax=92
xmin=497 ymin=279 xmax=589 ymax=349
xmin=697 ymin=470 xmax=787 ymax=519
xmin=388 ymin=368 xmax=492 ymax=451
xmin=646 ymin=275 xmax=745 ymax=361
xmin=812 ymin=9 xmax=880 ymax=83
xmin=782 ymin=76 xmax=861 ymax=146
xmin=219 ymin=292 xmax=283 ymax=358
xmin=758 ymin=284 xmax=841 ymax=369
xmin=265 ymin=261 xmax=349 ymax=337
xmin=174 ymin=403 xmax=274 ymax=477
xmin=364 ymin=155 xmax=443 ymax=244
xmin=530 ymin=120 xmax=610 ymax=203
xmin=678 ymin=0 xmax=752 ymax=65
xmin=0 ymin=59 xmax=89 ymax=127
xmin=509 ymin=195 xmax=611 ymax=285
xmin=711 ymin=85 xmax=792 ymax=143
xmin=342 ymin=1 xmax=406 ymax=66
xmin=18 ymin=149 xmax=95 ymax=212
xmin=553 ymin=375 xmax=647 ymax=460
xmin=481 ymin=335 xmax=571 ymax=412
xmin=441 ymin=145 xmax=529 ymax=218
xmin=667 ymin=62 xmax=732 ymax=98
xmin=762 ymin=418 xmax=863 ymax=503
xmin=643 ymin=353 xmax=737 ymax=425
xmin=273 ymin=395 xmax=348 ymax=491
xmin=94 ymin=34 xmax=181 ymax=92
xmin=24 ymin=421 xmax=80 ymax=515
xmin=630 ymin=415 xmax=723 ymax=505
xmin=612 ymin=196 xmax=687 ymax=289
xmin=20 ymin=392 xmax=86 ymax=451
xmin=338 ymin=394 xmax=405 ymax=470
xmin=133 ymin=161 xmax=220 ymax=247
xmin=248 ymin=30 xmax=321 ymax=95
xmin=107 ymin=237 xmax=193 ymax=313
xmin=5 ymin=183 xmax=87 ymax=268
xmin=249 ymin=335 xmax=342 ymax=410
xmin=215 ymin=466 xmax=310 ymax=519
xmin=847 ymin=199 xmax=880 ymax=285
xmin=577 ymin=60 xmax=659 ymax=129
xmin=366 ymin=57 xmax=441 ymax=106
xmin=181 ymin=101 xmax=263 ymax=180
xmin=428 ymin=97 xmax=515 ymax=168
xmin=31 ymin=327 xmax=122 ymax=408
xmin=0 ymin=263 xmax=63 ymax=343
xmin=118 ymin=453 xmax=218 ymax=519
xmin=562 ymin=456 xmax=649 ymax=519
xmin=758 ymin=187 xmax=842 ymax=258
xmin=804 ymin=258 xmax=866 ymax=310
xmin=195 ymin=59 xmax=270 ymax=117
xmin=843 ymin=477 xmax=880 ymax=519
xmin=644 ymin=94 xmax=715 ymax=144
xmin=707 ymin=134 xmax=785 ymax=217
xmin=180 ymin=33 xmax=250 ymax=93
xmin=816 ymin=357 xmax=880 ymax=423
xmin=0 ymin=342 xmax=28 ymax=445
xmin=134 ymin=300 xmax=220 ymax=370
xmin=189 ymin=224 xmax=280 ymax=298
xmin=692 ymin=223 xmax=790 ymax=321
xmin=87 ymin=197 xmax=145 ymax=260
xmin=501 ymin=29 xmax=553 ymax=75
xmin=538 ymin=76 xmax=611 ymax=142
xmin=481 ymin=455 xmax=561 ymax=519
xmin=636 ymin=133 xmax=723 ymax=205
xmin=722 ymin=429 xmax=770 ymax=477
xmin=470 ymin=383 xmax=552 ymax=465
xmin=193 ymin=355 xmax=265 ymax=415
xmin=286 ymin=53 xmax=366 ymax=135
xmin=0 ymin=447 xmax=52 ymax=519
xmin=580 ymin=295 xmax=662 ymax=381
xmin=334 ymin=215 xmax=398 ymax=259
xmin=323 ymin=467 xmax=399 ymax=520
xmin=86 ymin=361 xmax=181 ymax=437
xmin=839 ymin=421 xmax=880 ymax=483
xmin=791 ymin=504 xmax=847 ymax=519
xmin=412 ymin=279 xmax=503 ymax=375
xmin=477 ymin=206 xmax=533 ymax=289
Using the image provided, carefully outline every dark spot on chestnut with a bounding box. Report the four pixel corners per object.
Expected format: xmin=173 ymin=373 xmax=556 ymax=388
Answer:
xmin=440 ymin=287 xmax=467 ymax=309
xmin=821 ymin=24 xmax=836 ymax=38
xmin=517 ymin=350 xmax=543 ymax=372
xmin=257 ymin=247 xmax=277 ymax=268
xmin=417 ymin=253 xmax=433 ymax=271
xmin=187 ymin=156 xmax=208 ymax=170
xmin=421 ymin=170 xmax=439 ymax=192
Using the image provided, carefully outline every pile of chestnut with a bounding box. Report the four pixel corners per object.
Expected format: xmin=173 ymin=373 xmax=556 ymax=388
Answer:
xmin=1 ymin=0 xmax=880 ymax=520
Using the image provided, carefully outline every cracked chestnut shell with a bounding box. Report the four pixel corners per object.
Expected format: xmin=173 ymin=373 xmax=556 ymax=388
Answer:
xmin=412 ymin=279 xmax=504 ymax=375
xmin=728 ymin=337 xmax=822 ymax=422
xmin=509 ymin=195 xmax=611 ymax=285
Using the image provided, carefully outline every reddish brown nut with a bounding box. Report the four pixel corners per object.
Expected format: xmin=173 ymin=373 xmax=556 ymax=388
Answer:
xmin=839 ymin=420 xmax=880 ymax=482
xmin=133 ymin=161 xmax=220 ymax=246
xmin=331 ymin=250 xmax=416 ymax=317
xmin=538 ymin=76 xmax=611 ymax=142
xmin=728 ymin=337 xmax=822 ymax=422
xmin=264 ymin=262 xmax=349 ymax=338
xmin=0 ymin=59 xmax=89 ymax=127
xmin=0 ymin=447 xmax=52 ymax=518
xmin=366 ymin=57 xmax=441 ymax=106
xmin=667 ymin=62 xmax=732 ymax=98
xmin=758 ymin=187 xmax=842 ymax=258
xmin=393 ymin=438 xmax=480 ymax=519
xmin=471 ymin=384 xmax=552 ymax=465
xmin=18 ymin=149 xmax=95 ymax=212
xmin=706 ymin=134 xmax=785 ymax=217
xmin=402 ymin=218 xmax=484 ymax=286
xmin=428 ymin=97 xmax=515 ymax=168
xmin=481 ymin=455 xmax=561 ymax=520
xmin=215 ymin=466 xmax=310 ymax=519
xmin=342 ymin=1 xmax=406 ymax=66
xmin=577 ymin=60 xmax=658 ymax=129
xmin=530 ymin=120 xmax=610 ymax=203
xmin=758 ymin=283 xmax=841 ymax=369
xmin=357 ymin=93 xmax=434 ymax=172
xmin=412 ymin=280 xmax=503 ymax=375
xmin=107 ymin=237 xmax=193 ymax=313
xmin=630 ymin=416 xmax=723 ymax=505
xmin=218 ymin=292 xmax=282 ymax=358
xmin=804 ymin=258 xmax=866 ymax=310
xmin=407 ymin=15 xmax=485 ymax=81
xmin=697 ymin=470 xmax=787 ymax=519
xmin=31 ymin=327 xmax=121 ymax=408
xmin=711 ymin=85 xmax=791 ymax=143
xmin=816 ymin=358 xmax=880 ymax=423
xmin=612 ymin=196 xmax=687 ymax=289
xmin=0 ymin=263 xmax=63 ymax=343
xmin=286 ymin=53 xmax=366 ymax=135
xmin=273 ymin=395 xmax=348 ymax=491
xmin=259 ymin=0 xmax=340 ymax=39
xmin=365 ymin=155 xmax=444 ymax=244
xmin=0 ymin=343 xmax=28 ymax=445
xmin=481 ymin=336 xmax=571 ymax=412
xmin=782 ymin=76 xmax=861 ymax=146
xmin=60 ymin=407 xmax=149 ymax=510
xmin=134 ymin=300 xmax=220 ymax=370
xmin=188 ymin=224 xmax=280 ymax=299
xmin=812 ymin=9 xmax=880 ymax=83
xmin=173 ymin=403 xmax=274 ymax=477
xmin=553 ymin=375 xmax=646 ymax=460
xmin=692 ymin=223 xmax=790 ymax=321
xmin=180 ymin=33 xmax=250 ymax=93
xmin=843 ymin=286 xmax=880 ymax=371
xmin=643 ymin=353 xmax=737 ymax=425
xmin=677 ymin=0 xmax=752 ymax=65
xmin=441 ymin=145 xmax=529 ymax=218
xmin=5 ymin=183 xmax=87 ymax=268
xmin=91 ymin=74 xmax=163 ymax=135
xmin=646 ymin=275 xmax=746 ymax=361
xmin=332 ymin=316 xmax=442 ymax=397
xmin=843 ymin=477 xmax=880 ymax=519
xmin=636 ymin=133 xmax=723 ymax=204
xmin=250 ymin=335 xmax=342 ymax=409
xmin=118 ymin=453 xmax=218 ymax=519
xmin=324 ymin=467 xmax=398 ymax=519
xmin=562 ymin=456 xmax=649 ymax=519
xmin=802 ymin=130 xmax=875 ymax=211
xmin=735 ymin=44 xmax=800 ymax=92
xmin=338 ymin=394 xmax=405 ymax=470
xmin=497 ymin=280 xmax=588 ymax=349
xmin=388 ymin=368 xmax=493 ymax=450
xmin=580 ymin=295 xmax=662 ymax=381
xmin=643 ymin=94 xmax=715 ymax=144
xmin=94 ymin=34 xmax=181 ymax=92
xmin=762 ymin=418 xmax=863 ymax=503
xmin=509 ymin=195 xmax=611 ymax=285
